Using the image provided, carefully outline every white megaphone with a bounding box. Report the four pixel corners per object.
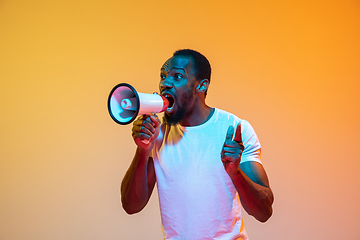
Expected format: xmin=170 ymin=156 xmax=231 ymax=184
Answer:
xmin=107 ymin=83 xmax=169 ymax=125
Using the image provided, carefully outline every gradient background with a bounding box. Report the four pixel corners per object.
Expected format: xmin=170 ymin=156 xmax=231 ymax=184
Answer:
xmin=1 ymin=0 xmax=359 ymax=239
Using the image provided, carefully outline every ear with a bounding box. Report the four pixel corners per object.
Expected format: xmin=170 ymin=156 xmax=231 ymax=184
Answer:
xmin=196 ymin=79 xmax=209 ymax=93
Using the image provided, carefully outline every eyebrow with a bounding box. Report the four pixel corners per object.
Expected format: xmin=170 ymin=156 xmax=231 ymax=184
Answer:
xmin=170 ymin=67 xmax=185 ymax=72
xmin=160 ymin=67 xmax=186 ymax=73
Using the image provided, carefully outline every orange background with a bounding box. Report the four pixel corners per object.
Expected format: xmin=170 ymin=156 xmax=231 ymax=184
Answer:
xmin=1 ymin=0 xmax=359 ymax=239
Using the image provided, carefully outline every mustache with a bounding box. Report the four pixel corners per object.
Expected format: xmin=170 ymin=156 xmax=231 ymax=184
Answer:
xmin=160 ymin=90 xmax=175 ymax=96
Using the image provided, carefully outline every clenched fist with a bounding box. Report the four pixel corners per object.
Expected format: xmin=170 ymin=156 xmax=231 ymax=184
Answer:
xmin=132 ymin=114 xmax=160 ymax=149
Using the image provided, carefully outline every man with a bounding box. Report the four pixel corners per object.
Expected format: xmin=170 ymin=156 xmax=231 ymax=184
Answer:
xmin=121 ymin=49 xmax=274 ymax=240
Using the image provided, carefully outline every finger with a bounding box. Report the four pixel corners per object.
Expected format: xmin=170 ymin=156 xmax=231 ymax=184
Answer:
xmin=223 ymin=140 xmax=241 ymax=148
xmin=225 ymin=125 xmax=234 ymax=141
xmin=133 ymin=125 xmax=153 ymax=136
xmin=133 ymin=132 xmax=151 ymax=142
xmin=141 ymin=114 xmax=154 ymax=125
xmin=138 ymin=114 xmax=149 ymax=120
xmin=221 ymin=144 xmax=239 ymax=155
xmin=142 ymin=119 xmax=156 ymax=133
xmin=132 ymin=126 xmax=150 ymax=139
xmin=234 ymin=123 xmax=242 ymax=143
xmin=149 ymin=114 xmax=160 ymax=128
xmin=135 ymin=115 xmax=156 ymax=130
xmin=221 ymin=152 xmax=238 ymax=163
xmin=133 ymin=120 xmax=155 ymax=134
xmin=222 ymin=147 xmax=237 ymax=154
xmin=132 ymin=121 xmax=155 ymax=139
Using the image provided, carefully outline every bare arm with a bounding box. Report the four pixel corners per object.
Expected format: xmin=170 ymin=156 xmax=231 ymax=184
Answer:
xmin=121 ymin=114 xmax=160 ymax=214
xmin=231 ymin=161 xmax=273 ymax=222
xmin=221 ymin=124 xmax=274 ymax=222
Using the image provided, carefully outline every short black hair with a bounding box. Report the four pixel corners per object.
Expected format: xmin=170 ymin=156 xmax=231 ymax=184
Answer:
xmin=173 ymin=49 xmax=211 ymax=95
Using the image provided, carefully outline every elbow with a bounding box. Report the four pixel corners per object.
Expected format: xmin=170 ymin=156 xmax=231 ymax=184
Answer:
xmin=121 ymin=195 xmax=146 ymax=215
xmin=259 ymin=189 xmax=274 ymax=222
xmin=256 ymin=206 xmax=273 ymax=223
xmin=254 ymin=193 xmax=274 ymax=223
xmin=247 ymin=203 xmax=273 ymax=223
xmin=123 ymin=206 xmax=140 ymax=215
xmin=122 ymin=200 xmax=141 ymax=215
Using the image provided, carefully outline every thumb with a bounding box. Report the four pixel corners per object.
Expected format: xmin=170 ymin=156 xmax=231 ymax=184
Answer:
xmin=225 ymin=125 xmax=234 ymax=141
xmin=234 ymin=123 xmax=242 ymax=143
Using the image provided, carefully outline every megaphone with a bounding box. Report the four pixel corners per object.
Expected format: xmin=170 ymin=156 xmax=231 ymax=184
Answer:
xmin=107 ymin=83 xmax=169 ymax=125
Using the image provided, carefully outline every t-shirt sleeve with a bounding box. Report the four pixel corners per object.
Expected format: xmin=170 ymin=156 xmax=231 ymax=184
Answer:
xmin=239 ymin=120 xmax=262 ymax=164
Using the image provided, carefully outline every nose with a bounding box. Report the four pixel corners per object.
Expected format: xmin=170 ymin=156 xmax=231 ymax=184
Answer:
xmin=159 ymin=76 xmax=173 ymax=91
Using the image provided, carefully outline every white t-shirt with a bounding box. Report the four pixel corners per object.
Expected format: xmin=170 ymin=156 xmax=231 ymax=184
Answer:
xmin=152 ymin=108 xmax=262 ymax=240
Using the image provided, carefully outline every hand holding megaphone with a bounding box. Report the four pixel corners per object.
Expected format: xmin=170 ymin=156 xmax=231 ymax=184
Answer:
xmin=107 ymin=83 xmax=169 ymax=125
xmin=132 ymin=114 xmax=161 ymax=148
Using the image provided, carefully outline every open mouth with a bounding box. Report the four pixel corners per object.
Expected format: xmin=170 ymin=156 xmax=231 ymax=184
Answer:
xmin=163 ymin=94 xmax=175 ymax=111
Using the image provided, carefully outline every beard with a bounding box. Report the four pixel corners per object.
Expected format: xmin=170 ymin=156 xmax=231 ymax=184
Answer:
xmin=163 ymin=87 xmax=195 ymax=126
xmin=163 ymin=105 xmax=187 ymax=126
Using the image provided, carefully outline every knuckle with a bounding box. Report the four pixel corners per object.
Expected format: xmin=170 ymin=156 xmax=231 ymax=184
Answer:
xmin=140 ymin=133 xmax=148 ymax=139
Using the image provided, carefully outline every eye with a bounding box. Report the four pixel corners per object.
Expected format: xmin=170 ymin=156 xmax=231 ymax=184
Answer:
xmin=174 ymin=73 xmax=183 ymax=80
xmin=160 ymin=74 xmax=166 ymax=80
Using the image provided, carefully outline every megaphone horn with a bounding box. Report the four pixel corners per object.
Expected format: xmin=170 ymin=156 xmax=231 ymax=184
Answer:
xmin=107 ymin=83 xmax=169 ymax=125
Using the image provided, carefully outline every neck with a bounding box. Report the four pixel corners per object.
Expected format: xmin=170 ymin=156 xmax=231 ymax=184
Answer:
xmin=179 ymin=100 xmax=214 ymax=127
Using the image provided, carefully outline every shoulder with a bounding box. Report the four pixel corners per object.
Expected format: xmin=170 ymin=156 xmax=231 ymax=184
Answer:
xmin=215 ymin=108 xmax=260 ymax=145
xmin=213 ymin=108 xmax=241 ymax=122
xmin=214 ymin=108 xmax=252 ymax=128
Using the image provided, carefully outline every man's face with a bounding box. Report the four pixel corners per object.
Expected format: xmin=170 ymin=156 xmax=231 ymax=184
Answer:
xmin=159 ymin=56 xmax=198 ymax=125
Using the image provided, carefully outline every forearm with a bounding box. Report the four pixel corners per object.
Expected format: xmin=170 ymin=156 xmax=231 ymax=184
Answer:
xmin=229 ymin=167 xmax=274 ymax=222
xmin=121 ymin=147 xmax=155 ymax=214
